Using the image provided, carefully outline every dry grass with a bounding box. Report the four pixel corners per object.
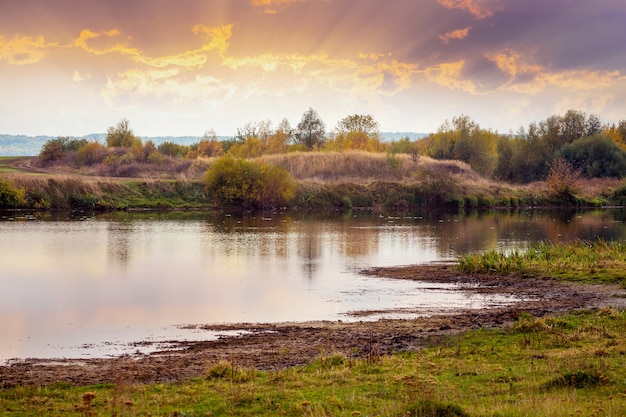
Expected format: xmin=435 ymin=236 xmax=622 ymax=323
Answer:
xmin=257 ymin=151 xmax=482 ymax=184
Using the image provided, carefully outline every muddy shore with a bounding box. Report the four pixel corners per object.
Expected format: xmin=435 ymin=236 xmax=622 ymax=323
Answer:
xmin=2 ymin=264 xmax=625 ymax=388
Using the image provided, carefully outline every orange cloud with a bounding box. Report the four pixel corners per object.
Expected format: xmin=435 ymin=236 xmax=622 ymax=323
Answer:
xmin=73 ymin=29 xmax=139 ymax=56
xmin=0 ymin=35 xmax=57 ymax=65
xmin=488 ymin=50 xmax=622 ymax=95
xmin=423 ymin=60 xmax=478 ymax=93
xmin=71 ymin=25 xmax=232 ymax=70
xmin=439 ymin=27 xmax=472 ymax=44
xmin=437 ymin=0 xmax=494 ymax=19
xmin=103 ymin=68 xmax=237 ymax=109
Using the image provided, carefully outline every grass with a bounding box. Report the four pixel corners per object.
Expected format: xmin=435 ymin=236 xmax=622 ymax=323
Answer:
xmin=0 ymin=157 xmax=22 ymax=174
xmin=2 ymin=152 xmax=625 ymax=211
xmin=2 ymin=308 xmax=626 ymax=416
xmin=5 ymin=176 xmax=212 ymax=210
xmin=458 ymin=239 xmax=626 ymax=288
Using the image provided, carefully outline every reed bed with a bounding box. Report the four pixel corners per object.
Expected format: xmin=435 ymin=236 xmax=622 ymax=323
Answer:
xmin=458 ymin=239 xmax=626 ymax=287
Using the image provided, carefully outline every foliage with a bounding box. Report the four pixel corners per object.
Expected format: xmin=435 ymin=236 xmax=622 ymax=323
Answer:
xmin=418 ymin=115 xmax=498 ymax=177
xmin=545 ymin=157 xmax=581 ymax=203
xmin=76 ymin=141 xmax=107 ymax=166
xmin=0 ymin=177 xmax=25 ymax=207
xmin=205 ymin=156 xmax=296 ymax=208
xmin=334 ymin=113 xmax=380 ymax=138
xmin=39 ymin=137 xmax=88 ymax=162
xmin=325 ymin=130 xmax=386 ymax=152
xmin=105 ymin=118 xmax=141 ymax=148
xmin=158 ymin=141 xmax=189 ymax=158
xmin=197 ymin=138 xmax=224 ymax=158
xmin=295 ymin=107 xmax=326 ymax=150
xmin=389 ymin=136 xmax=419 ymax=159
xmin=558 ymin=134 xmax=626 ymax=178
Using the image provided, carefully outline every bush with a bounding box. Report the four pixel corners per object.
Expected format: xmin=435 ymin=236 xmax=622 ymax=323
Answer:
xmin=76 ymin=141 xmax=107 ymax=166
xmin=205 ymin=156 xmax=296 ymax=208
xmin=559 ymin=134 xmax=626 ymax=178
xmin=545 ymin=157 xmax=581 ymax=203
xmin=0 ymin=178 xmax=25 ymax=207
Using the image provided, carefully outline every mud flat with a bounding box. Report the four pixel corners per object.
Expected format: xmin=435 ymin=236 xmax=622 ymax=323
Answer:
xmin=2 ymin=264 xmax=625 ymax=388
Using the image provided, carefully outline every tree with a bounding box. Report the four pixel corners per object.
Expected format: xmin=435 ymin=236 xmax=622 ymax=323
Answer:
xmin=158 ymin=141 xmax=189 ymax=158
xmin=76 ymin=141 xmax=106 ymax=166
xmin=295 ymin=108 xmax=326 ymax=150
xmin=39 ymin=137 xmax=89 ymax=163
xmin=326 ymin=114 xmax=384 ymax=152
xmin=335 ymin=114 xmax=379 ymax=138
xmin=419 ymin=115 xmax=498 ymax=177
xmin=197 ymin=130 xmax=224 ymax=157
xmin=559 ymin=134 xmax=626 ymax=178
xmin=106 ymin=118 xmax=141 ymax=148
xmin=39 ymin=139 xmax=63 ymax=162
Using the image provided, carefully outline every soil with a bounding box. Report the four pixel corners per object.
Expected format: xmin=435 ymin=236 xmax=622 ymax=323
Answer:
xmin=2 ymin=263 xmax=625 ymax=388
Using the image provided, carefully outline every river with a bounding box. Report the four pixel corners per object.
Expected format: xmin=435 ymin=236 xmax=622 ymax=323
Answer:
xmin=1 ymin=208 xmax=624 ymax=362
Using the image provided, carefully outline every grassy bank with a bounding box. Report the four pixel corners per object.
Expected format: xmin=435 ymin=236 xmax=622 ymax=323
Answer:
xmin=1 ymin=152 xmax=625 ymax=211
xmin=2 ymin=308 xmax=625 ymax=416
xmin=458 ymin=239 xmax=626 ymax=289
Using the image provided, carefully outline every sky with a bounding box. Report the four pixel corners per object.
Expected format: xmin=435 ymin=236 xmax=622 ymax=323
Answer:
xmin=1 ymin=0 xmax=626 ymax=137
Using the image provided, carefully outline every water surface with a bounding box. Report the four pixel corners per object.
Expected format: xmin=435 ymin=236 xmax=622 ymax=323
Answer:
xmin=1 ymin=209 xmax=624 ymax=362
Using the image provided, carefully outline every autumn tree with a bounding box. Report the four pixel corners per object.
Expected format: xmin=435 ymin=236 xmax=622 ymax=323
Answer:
xmin=326 ymin=114 xmax=384 ymax=152
xmin=295 ymin=108 xmax=326 ymax=150
xmin=419 ymin=115 xmax=498 ymax=177
xmin=39 ymin=137 xmax=88 ymax=163
xmin=106 ymin=118 xmax=141 ymax=148
xmin=335 ymin=114 xmax=379 ymax=137
xmin=197 ymin=129 xmax=224 ymax=158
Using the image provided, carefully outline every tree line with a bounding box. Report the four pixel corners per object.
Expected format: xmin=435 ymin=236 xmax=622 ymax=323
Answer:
xmin=38 ymin=108 xmax=626 ymax=183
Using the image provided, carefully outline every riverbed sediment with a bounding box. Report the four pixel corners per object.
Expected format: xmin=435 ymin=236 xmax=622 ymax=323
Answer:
xmin=2 ymin=264 xmax=625 ymax=388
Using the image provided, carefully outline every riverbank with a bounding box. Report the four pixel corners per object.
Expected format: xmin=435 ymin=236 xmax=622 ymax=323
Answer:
xmin=2 ymin=268 xmax=626 ymax=416
xmin=2 ymin=154 xmax=625 ymax=211
xmin=2 ymin=263 xmax=625 ymax=383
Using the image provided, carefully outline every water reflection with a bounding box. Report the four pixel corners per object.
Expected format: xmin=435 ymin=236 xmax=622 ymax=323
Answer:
xmin=1 ymin=208 xmax=624 ymax=361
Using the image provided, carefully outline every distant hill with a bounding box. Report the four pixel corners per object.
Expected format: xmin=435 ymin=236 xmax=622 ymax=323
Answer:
xmin=0 ymin=132 xmax=429 ymax=156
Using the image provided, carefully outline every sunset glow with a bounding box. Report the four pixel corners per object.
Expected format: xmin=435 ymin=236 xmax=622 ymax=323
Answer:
xmin=1 ymin=0 xmax=625 ymax=136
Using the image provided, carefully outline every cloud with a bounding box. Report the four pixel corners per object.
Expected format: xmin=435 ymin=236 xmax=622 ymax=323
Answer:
xmin=72 ymin=71 xmax=91 ymax=82
xmin=437 ymin=0 xmax=496 ymax=19
xmin=486 ymin=50 xmax=622 ymax=95
xmin=103 ymin=68 xmax=237 ymax=110
xmin=0 ymin=35 xmax=57 ymax=65
xmin=439 ymin=27 xmax=472 ymax=44
xmin=423 ymin=60 xmax=478 ymax=94
xmin=73 ymin=29 xmax=139 ymax=57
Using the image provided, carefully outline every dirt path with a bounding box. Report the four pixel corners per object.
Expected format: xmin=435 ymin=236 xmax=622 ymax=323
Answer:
xmin=2 ymin=264 xmax=625 ymax=388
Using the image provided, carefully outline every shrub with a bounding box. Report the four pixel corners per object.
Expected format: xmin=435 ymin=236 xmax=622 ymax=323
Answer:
xmin=559 ymin=134 xmax=626 ymax=178
xmin=0 ymin=178 xmax=25 ymax=207
xmin=76 ymin=141 xmax=107 ymax=166
xmin=205 ymin=156 xmax=296 ymax=208
xmin=545 ymin=157 xmax=581 ymax=203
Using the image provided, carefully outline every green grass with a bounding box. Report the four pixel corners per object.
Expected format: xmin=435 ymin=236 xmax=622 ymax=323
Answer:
xmin=458 ymin=239 xmax=626 ymax=288
xmin=0 ymin=157 xmax=21 ymax=174
xmin=2 ymin=309 xmax=626 ymax=416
